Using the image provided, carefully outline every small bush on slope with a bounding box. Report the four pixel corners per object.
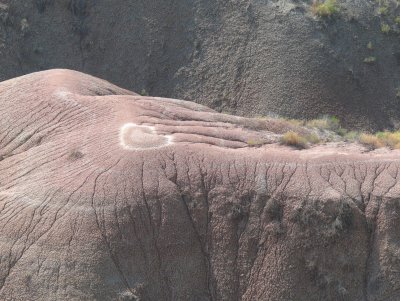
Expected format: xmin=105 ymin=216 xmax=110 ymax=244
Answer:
xmin=281 ymin=131 xmax=308 ymax=149
xmin=306 ymin=116 xmax=340 ymax=131
xmin=343 ymin=131 xmax=359 ymax=142
xmin=376 ymin=131 xmax=400 ymax=149
xmin=381 ymin=22 xmax=391 ymax=33
xmin=251 ymin=113 xmax=400 ymax=150
xmin=312 ymin=0 xmax=339 ymax=17
xmin=359 ymin=134 xmax=384 ymax=149
xmin=357 ymin=131 xmax=400 ymax=150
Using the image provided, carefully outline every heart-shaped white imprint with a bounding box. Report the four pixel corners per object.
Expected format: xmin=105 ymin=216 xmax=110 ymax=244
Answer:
xmin=119 ymin=123 xmax=173 ymax=150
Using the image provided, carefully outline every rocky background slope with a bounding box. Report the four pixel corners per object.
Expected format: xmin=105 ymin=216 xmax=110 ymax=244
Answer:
xmin=0 ymin=0 xmax=398 ymax=130
xmin=0 ymin=70 xmax=400 ymax=300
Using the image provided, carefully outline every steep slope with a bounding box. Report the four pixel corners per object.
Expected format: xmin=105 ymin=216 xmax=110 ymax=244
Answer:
xmin=0 ymin=70 xmax=399 ymax=300
xmin=0 ymin=0 xmax=399 ymax=129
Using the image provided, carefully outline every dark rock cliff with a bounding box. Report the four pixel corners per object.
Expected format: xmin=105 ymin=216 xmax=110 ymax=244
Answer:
xmin=0 ymin=1 xmax=399 ymax=128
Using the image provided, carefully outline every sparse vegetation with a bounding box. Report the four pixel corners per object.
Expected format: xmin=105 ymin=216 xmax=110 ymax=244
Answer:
xmin=247 ymin=138 xmax=264 ymax=147
xmin=396 ymin=16 xmax=400 ymax=25
xmin=327 ymin=116 xmax=340 ymax=130
xmin=305 ymin=133 xmax=320 ymax=144
xmin=306 ymin=116 xmax=340 ymax=131
xmin=367 ymin=41 xmax=374 ymax=50
xmin=359 ymin=134 xmax=385 ymax=149
xmin=378 ymin=5 xmax=389 ymax=15
xmin=343 ymin=131 xmax=359 ymax=142
xmin=381 ymin=22 xmax=391 ymax=33
xmin=286 ymin=119 xmax=305 ymax=127
xmin=281 ymin=131 xmax=309 ymax=149
xmin=357 ymin=131 xmax=400 ymax=150
xmin=364 ymin=56 xmax=377 ymax=64
xmin=69 ymin=150 xmax=84 ymax=160
xmin=140 ymin=89 xmax=148 ymax=96
xmin=254 ymin=113 xmax=400 ymax=151
xmin=376 ymin=131 xmax=400 ymax=148
xmin=336 ymin=127 xmax=348 ymax=137
xmin=311 ymin=0 xmax=339 ymax=17
xmin=306 ymin=118 xmax=329 ymax=129
xmin=20 ymin=18 xmax=29 ymax=32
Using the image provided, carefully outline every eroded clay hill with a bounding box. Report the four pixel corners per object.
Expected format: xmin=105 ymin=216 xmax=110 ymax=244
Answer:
xmin=0 ymin=0 xmax=399 ymax=129
xmin=0 ymin=69 xmax=399 ymax=300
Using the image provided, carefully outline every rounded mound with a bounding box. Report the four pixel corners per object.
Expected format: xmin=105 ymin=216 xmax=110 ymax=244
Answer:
xmin=0 ymin=70 xmax=399 ymax=301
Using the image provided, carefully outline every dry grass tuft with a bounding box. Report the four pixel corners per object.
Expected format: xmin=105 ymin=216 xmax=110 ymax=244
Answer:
xmin=376 ymin=131 xmax=400 ymax=148
xmin=358 ymin=132 xmax=400 ymax=150
xmin=306 ymin=116 xmax=340 ymax=131
xmin=251 ymin=113 xmax=400 ymax=151
xmin=247 ymin=138 xmax=265 ymax=147
xmin=359 ymin=134 xmax=384 ymax=149
xmin=305 ymin=133 xmax=321 ymax=144
xmin=343 ymin=131 xmax=359 ymax=142
xmin=306 ymin=118 xmax=330 ymax=129
xmin=281 ymin=131 xmax=308 ymax=149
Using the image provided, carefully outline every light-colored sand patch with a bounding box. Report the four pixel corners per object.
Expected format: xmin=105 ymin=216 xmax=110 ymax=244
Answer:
xmin=54 ymin=88 xmax=73 ymax=100
xmin=119 ymin=123 xmax=173 ymax=150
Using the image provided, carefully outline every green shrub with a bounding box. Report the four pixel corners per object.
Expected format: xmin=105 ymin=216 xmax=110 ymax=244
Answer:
xmin=378 ymin=5 xmax=389 ymax=15
xmin=364 ymin=56 xmax=377 ymax=64
xmin=312 ymin=0 xmax=339 ymax=17
xmin=327 ymin=116 xmax=340 ymax=130
xmin=306 ymin=116 xmax=340 ymax=131
xmin=336 ymin=127 xmax=348 ymax=137
xmin=367 ymin=41 xmax=373 ymax=50
xmin=140 ymin=89 xmax=148 ymax=96
xmin=344 ymin=131 xmax=359 ymax=142
xmin=381 ymin=23 xmax=391 ymax=33
xmin=396 ymin=16 xmax=400 ymax=25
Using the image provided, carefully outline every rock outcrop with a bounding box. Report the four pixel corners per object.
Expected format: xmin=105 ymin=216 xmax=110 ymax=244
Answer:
xmin=0 ymin=70 xmax=399 ymax=300
xmin=0 ymin=1 xmax=399 ymax=129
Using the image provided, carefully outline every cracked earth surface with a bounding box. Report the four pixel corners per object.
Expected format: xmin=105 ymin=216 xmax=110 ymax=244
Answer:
xmin=0 ymin=70 xmax=399 ymax=300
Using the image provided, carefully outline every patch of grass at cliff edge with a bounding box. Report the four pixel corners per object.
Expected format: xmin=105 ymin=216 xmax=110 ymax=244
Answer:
xmin=312 ymin=0 xmax=339 ymax=17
